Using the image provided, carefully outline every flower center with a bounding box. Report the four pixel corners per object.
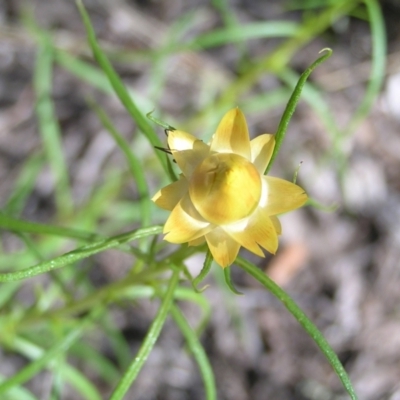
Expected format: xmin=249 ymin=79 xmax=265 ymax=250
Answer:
xmin=189 ymin=153 xmax=261 ymax=225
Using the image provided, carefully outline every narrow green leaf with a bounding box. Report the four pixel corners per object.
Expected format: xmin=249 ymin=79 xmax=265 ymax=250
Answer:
xmin=0 ymin=282 xmax=20 ymax=308
xmin=235 ymin=256 xmax=358 ymax=400
xmin=146 ymin=110 xmax=176 ymax=131
xmin=193 ymin=250 xmax=213 ymax=291
xmin=239 ymin=87 xmax=291 ymax=114
xmin=76 ymin=0 xmax=173 ymax=179
xmin=174 ymin=288 xmax=212 ymax=336
xmin=0 ymin=213 xmax=101 ymax=241
xmin=0 ymin=374 xmax=38 ymax=400
xmin=192 ymin=1 xmax=355 ymax=123
xmin=89 ymin=99 xmax=151 ymax=231
xmin=266 ymin=48 xmax=333 ymax=173
xmin=0 ymin=309 xmax=102 ymax=397
xmin=277 ymin=68 xmax=341 ymax=150
xmin=70 ymin=342 xmax=120 ymax=384
xmin=170 ymin=304 xmax=216 ymax=400
xmin=188 ymin=21 xmax=299 ymax=49
xmin=60 ymin=366 xmax=101 ymax=400
xmin=54 ymin=49 xmax=114 ymax=94
xmin=33 ymin=37 xmax=73 ymax=216
xmin=223 ymin=267 xmax=243 ymax=295
xmin=7 ymin=328 xmax=104 ymax=400
xmin=0 ymin=226 xmax=162 ymax=282
xmin=102 ymin=318 xmax=133 ymax=370
xmin=54 ymin=49 xmax=153 ymax=111
xmin=109 ymin=268 xmax=180 ymax=400
xmin=4 ymin=152 xmax=44 ymax=216
xmin=346 ymin=0 xmax=386 ymax=133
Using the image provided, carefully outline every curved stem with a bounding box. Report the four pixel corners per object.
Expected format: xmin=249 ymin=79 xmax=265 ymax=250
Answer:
xmin=235 ymin=256 xmax=358 ymax=400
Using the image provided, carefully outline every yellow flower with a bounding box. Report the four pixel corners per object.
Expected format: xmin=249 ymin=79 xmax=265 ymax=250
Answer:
xmin=152 ymin=108 xmax=307 ymax=268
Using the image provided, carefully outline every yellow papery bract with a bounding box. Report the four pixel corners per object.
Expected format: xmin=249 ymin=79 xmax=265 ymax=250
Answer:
xmin=270 ymin=215 xmax=282 ymax=235
xmin=163 ymin=193 xmax=211 ymax=243
xmin=152 ymin=108 xmax=308 ymax=268
xmin=205 ymin=228 xmax=241 ymax=268
xmin=167 ymin=130 xmax=199 ymax=151
xmin=225 ymin=207 xmax=278 ymax=255
xmin=250 ymin=134 xmax=275 ymax=173
xmin=188 ymin=236 xmax=206 ymax=247
xmin=152 ymin=174 xmax=188 ymax=211
xmin=262 ymin=176 xmax=308 ymax=215
xmin=168 ymin=131 xmax=210 ymax=177
xmin=210 ymin=108 xmax=251 ymax=159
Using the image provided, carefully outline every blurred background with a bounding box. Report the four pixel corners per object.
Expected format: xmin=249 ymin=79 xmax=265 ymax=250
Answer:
xmin=0 ymin=0 xmax=400 ymax=399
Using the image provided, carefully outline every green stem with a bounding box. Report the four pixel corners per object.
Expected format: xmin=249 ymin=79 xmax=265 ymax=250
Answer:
xmin=170 ymin=304 xmax=216 ymax=400
xmin=0 ymin=226 xmax=162 ymax=282
xmin=109 ymin=268 xmax=180 ymax=400
xmin=235 ymin=256 xmax=358 ymax=400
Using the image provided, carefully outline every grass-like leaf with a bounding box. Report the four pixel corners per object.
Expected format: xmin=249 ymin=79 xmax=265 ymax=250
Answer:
xmin=89 ymin=100 xmax=151 ymax=232
xmin=0 ymin=213 xmax=101 ymax=241
xmin=266 ymin=48 xmax=332 ymax=173
xmin=0 ymin=226 xmax=162 ymax=282
xmin=109 ymin=268 xmax=180 ymax=399
xmin=186 ymin=21 xmax=299 ymax=49
xmin=194 ymin=0 xmax=357 ymax=122
xmin=0 ymin=374 xmax=38 ymax=400
xmin=76 ymin=0 xmax=174 ymax=180
xmin=193 ymin=249 xmax=214 ymax=291
xmin=223 ymin=266 xmax=243 ymax=295
xmin=70 ymin=342 xmax=120 ymax=385
xmin=0 ymin=308 xmax=103 ymax=398
xmin=4 ymin=153 xmax=45 ymax=216
xmin=33 ymin=36 xmax=73 ymax=216
xmin=170 ymin=304 xmax=216 ymax=400
xmin=235 ymin=256 xmax=358 ymax=400
xmin=346 ymin=0 xmax=386 ymax=133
